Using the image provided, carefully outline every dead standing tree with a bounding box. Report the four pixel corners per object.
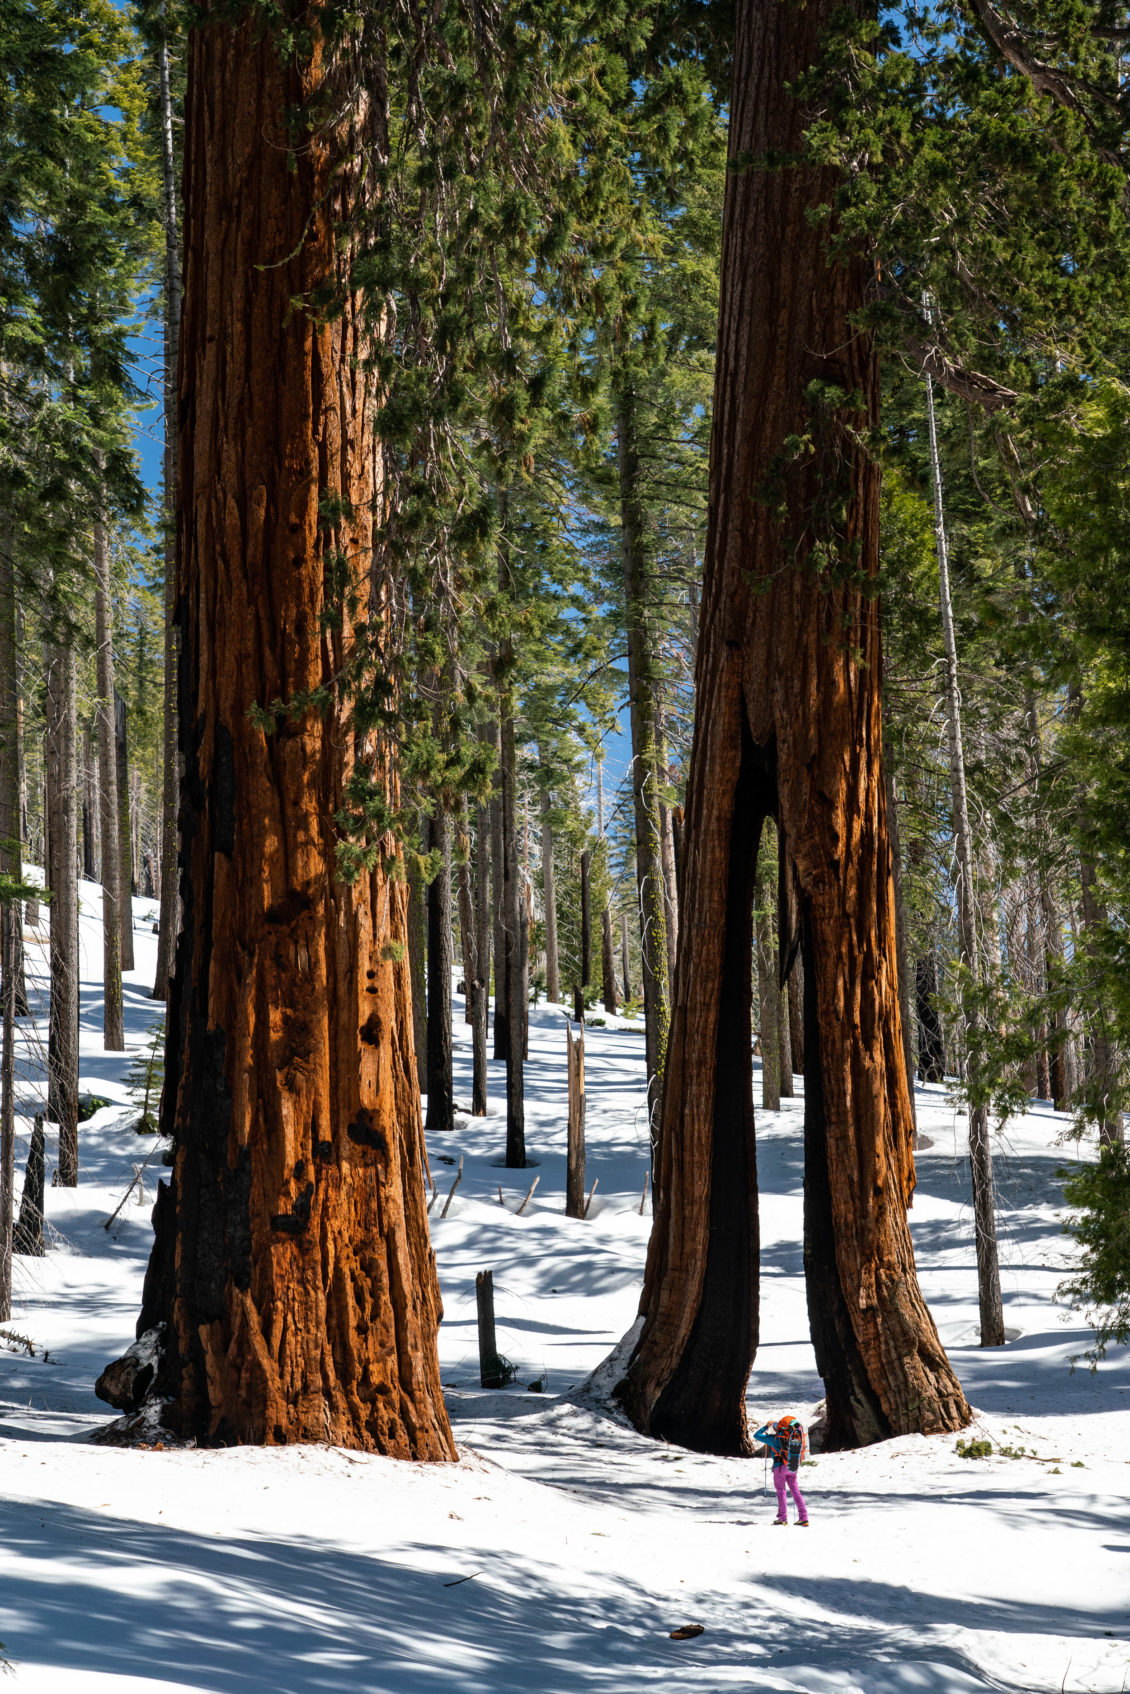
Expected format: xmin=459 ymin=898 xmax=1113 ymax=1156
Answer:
xmin=616 ymin=0 xmax=970 ymax=1454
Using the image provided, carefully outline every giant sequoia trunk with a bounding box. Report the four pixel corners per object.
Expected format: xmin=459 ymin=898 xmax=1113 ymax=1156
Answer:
xmin=616 ymin=0 xmax=969 ymax=1452
xmin=134 ymin=10 xmax=453 ymax=1457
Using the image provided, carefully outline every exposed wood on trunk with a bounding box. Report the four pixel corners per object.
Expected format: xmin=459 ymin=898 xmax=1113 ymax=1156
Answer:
xmin=153 ymin=0 xmax=183 ymax=1004
xmin=618 ymin=0 xmax=969 ymax=1451
xmin=425 ymin=802 xmax=455 ymax=1136
xmin=95 ymin=520 xmax=125 ymax=1049
xmin=46 ymin=638 xmax=79 ymax=1186
xmin=135 ymin=10 xmax=453 ymax=1456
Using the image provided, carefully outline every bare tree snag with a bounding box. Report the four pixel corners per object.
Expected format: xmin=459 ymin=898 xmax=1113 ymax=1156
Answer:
xmin=130 ymin=9 xmax=454 ymax=1457
xmin=616 ymin=0 xmax=969 ymax=1453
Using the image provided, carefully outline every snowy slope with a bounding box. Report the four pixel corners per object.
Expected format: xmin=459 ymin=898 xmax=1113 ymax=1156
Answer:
xmin=0 ymin=880 xmax=1127 ymax=1694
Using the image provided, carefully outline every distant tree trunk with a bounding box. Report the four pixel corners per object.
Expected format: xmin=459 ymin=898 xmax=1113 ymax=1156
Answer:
xmin=14 ymin=1113 xmax=45 ymax=1257
xmin=407 ymin=823 xmax=428 ymax=1094
xmin=0 ymin=536 xmax=28 ymax=1018
xmin=602 ymin=906 xmax=618 ymax=1015
xmin=617 ymin=383 xmax=670 ymax=1134
xmin=45 ymin=639 xmax=79 ymax=1186
xmin=915 ymin=953 xmax=945 ymax=1082
xmin=756 ymin=857 xmax=780 ymax=1113
xmin=777 ymin=948 xmax=793 ymax=1098
xmin=115 ymin=692 xmax=135 ymax=969
xmin=621 ymin=911 xmax=632 ymax=1003
xmin=455 ymin=807 xmax=482 ymax=1087
xmin=153 ymin=0 xmax=182 ymax=1004
xmin=425 ymin=803 xmax=454 ymax=1136
xmin=788 ymin=952 xmax=804 ymax=1075
xmin=884 ymin=758 xmax=917 ymax=1138
xmin=656 ymin=722 xmax=680 ymax=999
xmin=472 ymin=801 xmax=490 ymax=1115
xmin=579 ymin=846 xmax=592 ymax=990
xmin=131 ymin=9 xmax=453 ymax=1456
xmin=924 ymin=330 xmax=1004 ymax=1348
xmin=0 ymin=902 xmax=14 ymax=1320
xmin=491 ymin=741 xmax=506 ymax=1062
xmin=95 ymin=520 xmax=125 ymax=1050
xmin=617 ymin=0 xmax=969 ymax=1452
xmin=82 ymin=723 xmax=97 ymax=880
xmin=499 ymin=682 xmax=525 ymax=1166
xmin=538 ymin=760 xmax=559 ymax=1003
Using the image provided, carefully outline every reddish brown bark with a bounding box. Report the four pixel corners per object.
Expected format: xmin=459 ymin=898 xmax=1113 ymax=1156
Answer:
xmin=135 ymin=10 xmax=453 ymax=1457
xmin=617 ymin=0 xmax=969 ymax=1452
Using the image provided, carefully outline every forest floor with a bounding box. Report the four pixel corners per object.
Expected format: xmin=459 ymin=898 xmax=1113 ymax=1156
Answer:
xmin=0 ymin=878 xmax=1127 ymax=1694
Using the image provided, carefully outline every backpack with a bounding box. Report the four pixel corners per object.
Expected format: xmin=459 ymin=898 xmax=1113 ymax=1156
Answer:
xmin=776 ymin=1415 xmax=807 ymax=1470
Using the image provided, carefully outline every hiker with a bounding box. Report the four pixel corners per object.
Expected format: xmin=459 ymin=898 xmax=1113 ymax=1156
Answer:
xmin=754 ymin=1414 xmax=809 ymax=1527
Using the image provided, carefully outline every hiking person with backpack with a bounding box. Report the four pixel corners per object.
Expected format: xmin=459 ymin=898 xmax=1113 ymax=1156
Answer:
xmin=754 ymin=1414 xmax=809 ymax=1526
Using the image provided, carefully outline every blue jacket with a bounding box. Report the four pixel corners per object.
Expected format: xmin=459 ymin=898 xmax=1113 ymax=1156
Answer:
xmin=755 ymin=1422 xmax=799 ymax=1470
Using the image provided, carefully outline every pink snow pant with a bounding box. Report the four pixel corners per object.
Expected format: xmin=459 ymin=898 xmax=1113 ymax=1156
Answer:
xmin=774 ymin=1467 xmax=807 ymax=1522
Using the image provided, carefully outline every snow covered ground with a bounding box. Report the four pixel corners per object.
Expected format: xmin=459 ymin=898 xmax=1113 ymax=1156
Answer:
xmin=1 ymin=878 xmax=1127 ymax=1693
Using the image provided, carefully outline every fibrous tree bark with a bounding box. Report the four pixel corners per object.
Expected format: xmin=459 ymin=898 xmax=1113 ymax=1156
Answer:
xmin=94 ymin=519 xmax=125 ymax=1050
xmin=129 ymin=8 xmax=454 ymax=1456
xmin=616 ymin=0 xmax=970 ymax=1452
xmin=45 ymin=637 xmax=79 ymax=1186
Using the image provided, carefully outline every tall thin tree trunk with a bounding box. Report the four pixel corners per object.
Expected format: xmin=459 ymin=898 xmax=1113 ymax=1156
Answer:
xmin=924 ymin=336 xmax=1005 ymax=1348
xmin=407 ymin=822 xmax=428 ymax=1094
xmin=539 ymin=757 xmax=559 ymax=1003
xmin=621 ymin=910 xmax=632 ymax=1003
xmin=472 ymin=800 xmax=490 ymax=1115
xmin=915 ymin=952 xmax=945 ymax=1082
xmin=425 ymin=803 xmax=454 ymax=1135
xmin=115 ymin=691 xmax=135 ymax=969
xmin=579 ymin=846 xmax=592 ymax=990
xmin=0 ymin=902 xmax=14 ymax=1321
xmin=602 ymin=907 xmax=618 ymax=1015
xmin=756 ymin=854 xmax=780 ymax=1113
xmin=788 ymin=951 xmax=804 ymax=1076
xmin=95 ymin=520 xmax=125 ymax=1050
xmin=617 ymin=0 xmax=969 ymax=1451
xmin=0 ymin=534 xmax=28 ymax=1018
xmin=127 ymin=10 xmax=453 ymax=1455
xmin=618 ymin=386 xmax=670 ymax=1135
xmin=46 ymin=639 xmax=79 ymax=1185
xmin=884 ymin=757 xmax=917 ymax=1138
xmin=491 ymin=737 xmax=506 ymax=1062
xmin=82 ymin=724 xmax=97 ymax=881
xmin=655 ymin=712 xmax=679 ymax=998
xmin=153 ymin=1 xmax=183 ymax=1003
xmin=499 ymin=683 xmax=525 ymax=1166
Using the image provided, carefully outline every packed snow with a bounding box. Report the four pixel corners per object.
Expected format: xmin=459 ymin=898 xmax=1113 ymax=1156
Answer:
xmin=0 ymin=878 xmax=1127 ymax=1693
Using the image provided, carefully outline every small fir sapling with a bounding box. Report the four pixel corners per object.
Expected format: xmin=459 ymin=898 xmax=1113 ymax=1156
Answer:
xmin=125 ymin=1020 xmax=165 ymax=1134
